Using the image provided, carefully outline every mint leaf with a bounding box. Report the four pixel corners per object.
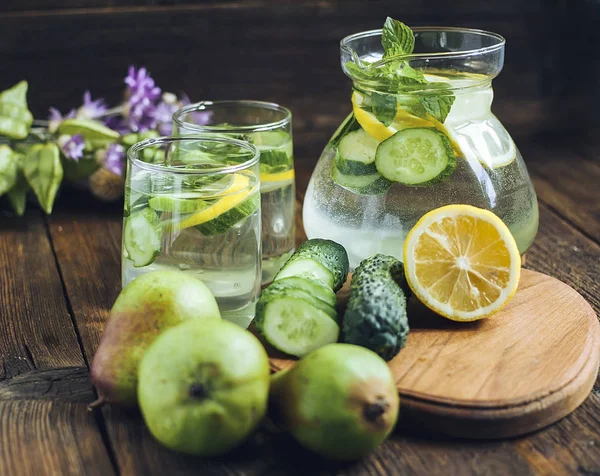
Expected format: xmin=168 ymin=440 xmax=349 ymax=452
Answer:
xmin=370 ymin=93 xmax=397 ymax=126
xmin=382 ymin=17 xmax=415 ymax=57
xmin=418 ymin=83 xmax=456 ymax=123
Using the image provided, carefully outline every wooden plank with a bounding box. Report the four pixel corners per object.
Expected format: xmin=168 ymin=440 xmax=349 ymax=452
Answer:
xmin=521 ymin=141 xmax=600 ymax=244
xmin=0 ymin=210 xmax=117 ymax=475
xmin=0 ymin=367 xmax=115 ymax=476
xmin=0 ymin=210 xmax=84 ymax=378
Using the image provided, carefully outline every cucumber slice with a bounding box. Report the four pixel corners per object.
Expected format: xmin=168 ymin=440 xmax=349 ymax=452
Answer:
xmin=123 ymin=208 xmax=162 ymax=267
xmin=269 ymin=276 xmax=337 ymax=308
xmin=254 ymin=295 xmax=340 ymax=357
xmin=375 ymin=128 xmax=456 ymax=185
xmin=274 ymin=258 xmax=333 ymax=289
xmin=274 ymin=238 xmax=349 ymax=292
xmin=331 ymin=165 xmax=392 ymax=196
xmin=195 ymin=192 xmax=259 ymax=236
xmin=248 ymin=130 xmax=290 ymax=148
xmin=336 ymin=129 xmax=380 ymax=176
xmin=148 ymin=195 xmax=210 ymax=213
xmin=262 ymin=282 xmax=338 ymax=322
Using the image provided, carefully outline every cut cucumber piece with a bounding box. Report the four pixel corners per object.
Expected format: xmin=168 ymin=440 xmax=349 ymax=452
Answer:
xmin=254 ymin=295 xmax=340 ymax=357
xmin=262 ymin=281 xmax=338 ymax=322
xmin=336 ymin=129 xmax=380 ymax=176
xmin=331 ymin=165 xmax=392 ymax=196
xmin=274 ymin=258 xmax=333 ymax=289
xmin=248 ymin=130 xmax=290 ymax=148
xmin=375 ymin=128 xmax=456 ymax=185
xmin=269 ymin=276 xmax=337 ymax=308
xmin=195 ymin=192 xmax=259 ymax=235
xmin=148 ymin=195 xmax=210 ymax=213
xmin=123 ymin=208 xmax=162 ymax=267
xmin=274 ymin=238 xmax=349 ymax=292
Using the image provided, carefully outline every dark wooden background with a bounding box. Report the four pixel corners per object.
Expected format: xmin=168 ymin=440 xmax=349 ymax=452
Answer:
xmin=1 ymin=0 xmax=600 ymax=162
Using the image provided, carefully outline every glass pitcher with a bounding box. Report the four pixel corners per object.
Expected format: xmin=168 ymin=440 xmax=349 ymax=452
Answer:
xmin=303 ymin=27 xmax=538 ymax=269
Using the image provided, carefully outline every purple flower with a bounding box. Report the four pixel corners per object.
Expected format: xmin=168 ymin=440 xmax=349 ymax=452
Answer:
xmin=124 ymin=66 xmax=162 ymax=132
xmin=48 ymin=107 xmax=76 ymax=133
xmin=77 ymin=91 xmax=107 ymax=120
xmin=59 ymin=134 xmax=85 ymax=161
xmin=103 ymin=116 xmax=130 ymax=135
xmin=105 ymin=143 xmax=126 ymax=176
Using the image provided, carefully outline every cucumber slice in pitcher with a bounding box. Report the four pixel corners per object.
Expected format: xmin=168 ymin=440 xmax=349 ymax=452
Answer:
xmin=123 ymin=208 xmax=162 ymax=267
xmin=336 ymin=129 xmax=380 ymax=176
xmin=375 ymin=128 xmax=456 ymax=185
xmin=331 ymin=165 xmax=392 ymax=196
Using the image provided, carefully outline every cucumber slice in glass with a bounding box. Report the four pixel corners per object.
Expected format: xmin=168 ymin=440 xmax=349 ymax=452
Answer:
xmin=123 ymin=208 xmax=162 ymax=267
xmin=194 ymin=192 xmax=259 ymax=236
xmin=148 ymin=195 xmax=210 ymax=213
xmin=375 ymin=127 xmax=456 ymax=185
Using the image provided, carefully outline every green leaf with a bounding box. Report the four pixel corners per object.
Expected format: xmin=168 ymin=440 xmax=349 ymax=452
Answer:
xmin=418 ymin=83 xmax=456 ymax=123
xmin=58 ymin=119 xmax=119 ymax=143
xmin=24 ymin=143 xmax=63 ymax=214
xmin=370 ymin=93 xmax=397 ymax=126
xmin=62 ymin=154 xmax=100 ymax=183
xmin=0 ymin=81 xmax=33 ymax=140
xmin=0 ymin=144 xmax=18 ymax=196
xmin=382 ymin=17 xmax=415 ymax=57
xmin=7 ymin=169 xmax=28 ymax=216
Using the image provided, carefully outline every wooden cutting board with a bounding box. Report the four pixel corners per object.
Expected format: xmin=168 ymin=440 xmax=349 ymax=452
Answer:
xmin=268 ymin=269 xmax=600 ymax=439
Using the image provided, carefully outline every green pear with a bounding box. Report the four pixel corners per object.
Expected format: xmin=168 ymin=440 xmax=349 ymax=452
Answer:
xmin=138 ymin=319 xmax=270 ymax=456
xmin=270 ymin=343 xmax=399 ymax=460
xmin=90 ymin=271 xmax=221 ymax=407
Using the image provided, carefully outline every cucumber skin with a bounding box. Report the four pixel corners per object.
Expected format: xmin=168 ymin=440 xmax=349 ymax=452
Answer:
xmin=331 ymin=164 xmax=392 ymax=196
xmin=328 ymin=113 xmax=360 ymax=148
xmin=279 ymin=239 xmax=350 ymax=292
xmin=254 ymin=294 xmax=339 ymax=356
xmin=194 ymin=192 xmax=259 ymax=236
xmin=334 ymin=152 xmax=378 ymax=176
xmin=342 ymin=254 xmax=409 ymax=361
xmin=375 ymin=128 xmax=457 ymax=186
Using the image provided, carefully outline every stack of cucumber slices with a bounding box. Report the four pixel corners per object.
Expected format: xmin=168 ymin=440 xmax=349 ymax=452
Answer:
xmin=254 ymin=239 xmax=349 ymax=357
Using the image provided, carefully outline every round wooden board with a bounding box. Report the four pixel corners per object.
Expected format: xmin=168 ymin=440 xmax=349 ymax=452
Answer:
xmin=268 ymin=269 xmax=600 ymax=439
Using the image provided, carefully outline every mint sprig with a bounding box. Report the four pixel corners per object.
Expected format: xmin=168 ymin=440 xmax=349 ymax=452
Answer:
xmin=346 ymin=17 xmax=455 ymax=124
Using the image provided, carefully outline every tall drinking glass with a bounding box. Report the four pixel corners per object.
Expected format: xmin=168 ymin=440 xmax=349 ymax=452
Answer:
xmin=122 ymin=136 xmax=261 ymax=327
xmin=173 ymin=101 xmax=295 ymax=284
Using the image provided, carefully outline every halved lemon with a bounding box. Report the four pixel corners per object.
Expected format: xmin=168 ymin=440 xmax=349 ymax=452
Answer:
xmin=403 ymin=205 xmax=521 ymax=321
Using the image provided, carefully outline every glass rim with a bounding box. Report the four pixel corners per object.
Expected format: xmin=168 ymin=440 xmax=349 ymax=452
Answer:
xmin=172 ymin=100 xmax=292 ymax=134
xmin=127 ymin=135 xmax=260 ymax=175
xmin=341 ymin=26 xmax=506 ymax=63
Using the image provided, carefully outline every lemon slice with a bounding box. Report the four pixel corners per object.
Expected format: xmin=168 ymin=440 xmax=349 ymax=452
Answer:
xmin=403 ymin=205 xmax=521 ymax=321
xmin=178 ymin=174 xmax=255 ymax=229
xmin=260 ymin=169 xmax=295 ymax=183
xmin=352 ymin=92 xmax=463 ymax=156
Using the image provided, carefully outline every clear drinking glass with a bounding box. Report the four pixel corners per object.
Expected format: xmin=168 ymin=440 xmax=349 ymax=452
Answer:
xmin=303 ymin=27 xmax=539 ymax=268
xmin=122 ymin=136 xmax=261 ymax=327
xmin=172 ymin=101 xmax=295 ymax=284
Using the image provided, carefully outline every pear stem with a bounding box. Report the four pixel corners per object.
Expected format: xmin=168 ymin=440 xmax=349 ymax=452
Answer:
xmin=88 ymin=397 xmax=106 ymax=411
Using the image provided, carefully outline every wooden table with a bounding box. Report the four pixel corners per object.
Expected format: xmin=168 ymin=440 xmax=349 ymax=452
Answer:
xmin=1 ymin=129 xmax=599 ymax=475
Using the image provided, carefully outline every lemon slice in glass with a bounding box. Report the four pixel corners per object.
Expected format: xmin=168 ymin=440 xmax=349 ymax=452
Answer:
xmin=403 ymin=205 xmax=521 ymax=321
